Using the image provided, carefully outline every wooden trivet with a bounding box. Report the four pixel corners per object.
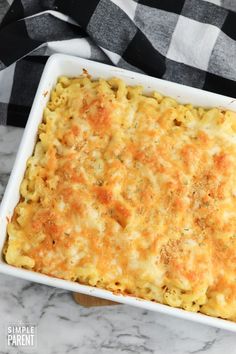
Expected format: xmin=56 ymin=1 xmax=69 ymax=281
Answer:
xmin=73 ymin=292 xmax=118 ymax=307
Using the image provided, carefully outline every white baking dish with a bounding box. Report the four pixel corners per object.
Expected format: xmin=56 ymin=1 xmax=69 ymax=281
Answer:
xmin=1 ymin=54 xmax=236 ymax=332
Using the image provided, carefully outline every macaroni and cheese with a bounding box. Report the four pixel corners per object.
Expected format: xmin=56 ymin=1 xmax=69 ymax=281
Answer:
xmin=5 ymin=74 xmax=236 ymax=321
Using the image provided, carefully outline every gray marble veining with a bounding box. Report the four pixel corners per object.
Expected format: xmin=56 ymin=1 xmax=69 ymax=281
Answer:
xmin=0 ymin=126 xmax=235 ymax=354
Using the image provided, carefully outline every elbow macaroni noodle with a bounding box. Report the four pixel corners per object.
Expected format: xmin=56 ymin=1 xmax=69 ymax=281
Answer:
xmin=4 ymin=73 xmax=236 ymax=321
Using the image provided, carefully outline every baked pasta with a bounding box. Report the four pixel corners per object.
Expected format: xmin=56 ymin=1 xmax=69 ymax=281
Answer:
xmin=5 ymin=73 xmax=236 ymax=321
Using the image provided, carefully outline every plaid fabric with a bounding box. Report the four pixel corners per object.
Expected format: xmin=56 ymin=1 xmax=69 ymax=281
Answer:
xmin=0 ymin=0 xmax=235 ymax=127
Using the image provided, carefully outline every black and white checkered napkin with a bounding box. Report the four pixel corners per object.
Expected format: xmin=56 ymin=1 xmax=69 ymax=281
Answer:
xmin=0 ymin=0 xmax=235 ymax=127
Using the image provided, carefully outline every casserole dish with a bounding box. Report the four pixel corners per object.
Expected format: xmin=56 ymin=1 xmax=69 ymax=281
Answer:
xmin=1 ymin=53 xmax=236 ymax=331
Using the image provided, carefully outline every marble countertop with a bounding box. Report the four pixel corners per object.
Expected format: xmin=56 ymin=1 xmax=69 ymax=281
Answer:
xmin=0 ymin=125 xmax=235 ymax=354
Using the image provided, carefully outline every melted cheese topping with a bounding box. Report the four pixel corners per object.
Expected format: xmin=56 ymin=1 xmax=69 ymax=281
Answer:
xmin=5 ymin=74 xmax=236 ymax=321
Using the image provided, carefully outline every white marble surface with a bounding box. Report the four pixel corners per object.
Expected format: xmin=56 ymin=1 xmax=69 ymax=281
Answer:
xmin=0 ymin=125 xmax=235 ymax=354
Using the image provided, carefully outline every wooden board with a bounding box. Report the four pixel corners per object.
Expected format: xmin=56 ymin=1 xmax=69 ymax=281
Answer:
xmin=73 ymin=292 xmax=118 ymax=307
